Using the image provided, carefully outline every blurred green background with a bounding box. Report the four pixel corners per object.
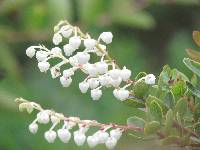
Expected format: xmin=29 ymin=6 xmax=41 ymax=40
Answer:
xmin=0 ymin=0 xmax=200 ymax=149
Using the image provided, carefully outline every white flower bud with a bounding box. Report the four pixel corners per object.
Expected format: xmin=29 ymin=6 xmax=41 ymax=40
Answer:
xmin=84 ymin=39 xmax=96 ymax=49
xmin=60 ymin=26 xmax=73 ymax=38
xmin=96 ymin=61 xmax=108 ymax=74
xmin=26 ymin=47 xmax=36 ymax=58
xmin=63 ymin=68 xmax=74 ymax=78
xmin=95 ymin=131 xmax=109 ymax=143
xmin=144 ymin=74 xmax=156 ymax=85
xmin=60 ymin=76 xmax=72 ymax=87
xmin=36 ymin=51 xmax=48 ymax=62
xmin=57 ymin=129 xmax=71 ymax=143
xmin=50 ymin=67 xmax=61 ymax=78
xmin=63 ymin=44 xmax=76 ymax=56
xmin=73 ymin=131 xmax=86 ymax=146
xmin=113 ymin=89 xmax=129 ymax=101
xmin=99 ymin=75 xmax=111 ymax=86
xmin=79 ymin=81 xmax=89 ymax=93
xmin=69 ymin=56 xmax=78 ymax=67
xmin=110 ymin=77 xmax=122 ymax=88
xmin=105 ymin=137 xmax=117 ymax=149
xmin=69 ymin=36 xmax=81 ymax=49
xmin=50 ymin=115 xmax=60 ymax=124
xmin=99 ymin=32 xmax=113 ymax=44
xmin=120 ymin=66 xmax=131 ymax=81
xmin=110 ymin=129 xmax=122 ymax=140
xmin=87 ymin=78 xmax=99 ymax=89
xmin=44 ymin=130 xmax=57 ymax=143
xmin=86 ymin=64 xmax=98 ymax=77
xmin=91 ymin=89 xmax=102 ymax=100
xmin=76 ymin=52 xmax=90 ymax=64
xmin=51 ymin=47 xmax=62 ymax=55
xmin=37 ymin=111 xmax=50 ymax=124
xmin=53 ymin=33 xmax=62 ymax=45
xmin=29 ymin=123 xmax=38 ymax=134
xmin=87 ymin=136 xmax=99 ymax=148
xmin=108 ymin=69 xmax=121 ymax=80
xmin=38 ymin=61 xmax=50 ymax=72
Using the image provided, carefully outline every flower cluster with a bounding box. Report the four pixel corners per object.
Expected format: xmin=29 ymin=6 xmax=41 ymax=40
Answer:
xmin=25 ymin=20 xmax=156 ymax=102
xmin=15 ymin=98 xmax=137 ymax=149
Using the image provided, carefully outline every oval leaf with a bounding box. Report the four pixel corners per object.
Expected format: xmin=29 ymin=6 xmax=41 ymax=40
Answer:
xmin=149 ymin=100 xmax=163 ymax=122
xmin=127 ymin=116 xmax=145 ymax=128
xmin=186 ymin=81 xmax=200 ymax=98
xmin=183 ymin=58 xmax=200 ymax=77
xmin=144 ymin=121 xmax=160 ymax=135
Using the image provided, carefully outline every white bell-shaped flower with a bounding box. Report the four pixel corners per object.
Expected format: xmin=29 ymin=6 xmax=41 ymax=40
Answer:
xmin=99 ymin=32 xmax=113 ymax=44
xmin=69 ymin=56 xmax=79 ymax=67
xmin=105 ymin=137 xmax=117 ymax=149
xmin=91 ymin=89 xmax=102 ymax=100
xmin=84 ymin=39 xmax=96 ymax=49
xmin=63 ymin=44 xmax=76 ymax=56
xmin=87 ymin=78 xmax=99 ymax=89
xmin=95 ymin=131 xmax=109 ymax=143
xmin=73 ymin=131 xmax=86 ymax=146
xmin=26 ymin=47 xmax=36 ymax=58
xmin=50 ymin=67 xmax=61 ymax=79
xmin=87 ymin=136 xmax=99 ymax=148
xmin=110 ymin=128 xmax=122 ymax=140
xmin=99 ymin=74 xmax=111 ymax=86
xmin=57 ymin=129 xmax=71 ymax=143
xmin=51 ymin=47 xmax=62 ymax=55
xmin=79 ymin=81 xmax=89 ymax=93
xmin=144 ymin=74 xmax=156 ymax=85
xmin=36 ymin=51 xmax=48 ymax=62
xmin=120 ymin=66 xmax=131 ymax=81
xmin=110 ymin=77 xmax=122 ymax=88
xmin=37 ymin=111 xmax=50 ymax=124
xmin=38 ymin=61 xmax=50 ymax=72
xmin=69 ymin=36 xmax=81 ymax=49
xmin=63 ymin=68 xmax=74 ymax=78
xmin=108 ymin=69 xmax=121 ymax=80
xmin=53 ymin=33 xmax=62 ymax=45
xmin=76 ymin=52 xmax=90 ymax=64
xmin=44 ymin=130 xmax=57 ymax=143
xmin=60 ymin=76 xmax=72 ymax=87
xmin=86 ymin=64 xmax=99 ymax=77
xmin=29 ymin=123 xmax=38 ymax=134
xmin=60 ymin=26 xmax=73 ymax=38
xmin=96 ymin=61 xmax=108 ymax=74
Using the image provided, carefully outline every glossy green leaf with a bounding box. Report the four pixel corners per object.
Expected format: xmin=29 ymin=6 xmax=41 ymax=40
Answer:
xmin=171 ymin=80 xmax=186 ymax=100
xmin=133 ymin=80 xmax=150 ymax=99
xmin=135 ymin=72 xmax=147 ymax=81
xmin=164 ymin=109 xmax=174 ymax=135
xmin=175 ymin=98 xmax=187 ymax=117
xmin=127 ymin=116 xmax=145 ymax=128
xmin=193 ymin=31 xmax=200 ymax=47
xmin=144 ymin=121 xmax=160 ymax=135
xmin=186 ymin=81 xmax=200 ymax=98
xmin=164 ymin=91 xmax=175 ymax=108
xmin=149 ymin=100 xmax=163 ymax=122
xmin=123 ymin=98 xmax=145 ymax=108
xmin=183 ymin=58 xmax=200 ymax=77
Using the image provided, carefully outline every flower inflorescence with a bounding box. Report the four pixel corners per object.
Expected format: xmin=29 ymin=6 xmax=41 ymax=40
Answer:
xmin=26 ymin=20 xmax=156 ymax=102
xmin=15 ymin=97 xmax=142 ymax=149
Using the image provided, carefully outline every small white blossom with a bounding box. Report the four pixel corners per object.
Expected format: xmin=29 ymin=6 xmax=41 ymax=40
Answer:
xmin=63 ymin=44 xmax=76 ymax=56
xmin=53 ymin=33 xmax=62 ymax=45
xmin=110 ymin=129 xmax=122 ymax=140
xmin=50 ymin=67 xmax=61 ymax=78
xmin=91 ymin=89 xmax=102 ymax=100
xmin=26 ymin=47 xmax=36 ymax=58
xmin=87 ymin=136 xmax=99 ymax=148
xmin=84 ymin=39 xmax=96 ymax=49
xmin=69 ymin=56 xmax=78 ymax=67
xmin=99 ymin=74 xmax=112 ymax=86
xmin=108 ymin=69 xmax=121 ymax=80
xmin=51 ymin=47 xmax=62 ymax=55
xmin=79 ymin=81 xmax=89 ymax=93
xmin=50 ymin=115 xmax=60 ymax=124
xmin=110 ymin=77 xmax=122 ymax=88
xmin=63 ymin=68 xmax=74 ymax=78
xmin=76 ymin=52 xmax=90 ymax=64
xmin=69 ymin=36 xmax=81 ymax=49
xmin=36 ymin=51 xmax=48 ymax=62
xmin=144 ymin=74 xmax=156 ymax=85
xmin=95 ymin=131 xmax=109 ymax=143
xmin=60 ymin=26 xmax=73 ymax=38
xmin=96 ymin=61 xmax=108 ymax=74
xmin=57 ymin=129 xmax=71 ymax=143
xmin=73 ymin=131 xmax=86 ymax=146
xmin=105 ymin=137 xmax=117 ymax=149
xmin=37 ymin=111 xmax=50 ymax=124
xmin=86 ymin=64 xmax=98 ymax=77
xmin=87 ymin=78 xmax=99 ymax=89
xmin=29 ymin=123 xmax=38 ymax=134
xmin=120 ymin=66 xmax=131 ymax=81
xmin=113 ymin=89 xmax=129 ymax=101
xmin=60 ymin=76 xmax=72 ymax=87
xmin=99 ymin=32 xmax=113 ymax=44
xmin=44 ymin=130 xmax=57 ymax=143
xmin=38 ymin=61 xmax=50 ymax=72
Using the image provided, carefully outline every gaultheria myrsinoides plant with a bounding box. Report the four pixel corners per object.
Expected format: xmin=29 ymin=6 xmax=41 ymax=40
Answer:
xmin=15 ymin=21 xmax=200 ymax=149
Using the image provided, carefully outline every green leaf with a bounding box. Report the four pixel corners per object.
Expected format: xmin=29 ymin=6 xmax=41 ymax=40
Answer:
xmin=186 ymin=48 xmax=200 ymax=62
xmin=135 ymin=72 xmax=147 ymax=80
xmin=133 ymin=80 xmax=150 ymax=99
xmin=171 ymin=80 xmax=186 ymax=100
xmin=149 ymin=100 xmax=163 ymax=122
xmin=164 ymin=109 xmax=174 ymax=135
xmin=193 ymin=31 xmax=200 ymax=47
xmin=186 ymin=81 xmax=200 ymax=98
xmin=175 ymin=98 xmax=187 ymax=117
xmin=144 ymin=121 xmax=160 ymax=135
xmin=123 ymin=98 xmax=145 ymax=108
xmin=127 ymin=116 xmax=145 ymax=128
xmin=164 ymin=91 xmax=175 ymax=108
xmin=194 ymin=103 xmax=200 ymax=122
xmin=194 ymin=122 xmax=200 ymax=136
xmin=183 ymin=58 xmax=200 ymax=77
